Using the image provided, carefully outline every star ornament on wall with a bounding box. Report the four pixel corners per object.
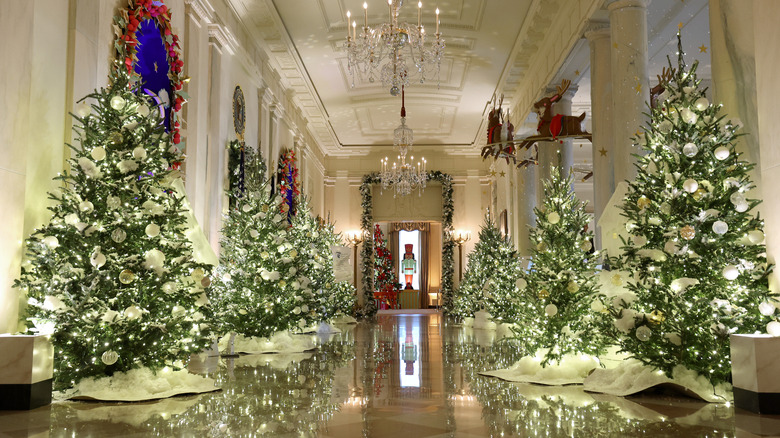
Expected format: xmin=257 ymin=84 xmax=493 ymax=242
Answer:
xmin=599 ymin=147 xmax=607 ymax=157
xmin=699 ymin=44 xmax=708 ymax=53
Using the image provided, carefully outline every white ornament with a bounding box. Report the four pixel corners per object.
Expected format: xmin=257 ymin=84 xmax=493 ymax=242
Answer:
xmin=132 ymin=147 xmax=147 ymax=160
xmin=250 ymin=229 xmax=259 ymax=238
xmin=658 ymin=120 xmax=673 ymax=134
xmin=768 ymin=321 xmax=780 ymax=337
xmin=162 ymin=282 xmax=177 ymax=294
xmin=547 ymin=212 xmax=560 ymax=225
xmin=683 ymin=179 xmax=699 ymax=193
xmin=110 ymin=95 xmax=126 ymax=110
xmin=633 ymin=235 xmax=648 ymax=247
xmin=144 ymin=249 xmax=165 ymax=269
xmin=748 ymin=229 xmax=765 ymax=244
xmin=680 ymin=107 xmax=698 ymax=124
xmin=191 ymin=268 xmax=205 ymax=281
xmin=682 ymin=143 xmax=698 ymax=157
xmin=714 ymin=146 xmax=730 ymax=161
xmin=117 ymin=160 xmax=139 ymax=173
xmin=636 ymin=325 xmax=652 ymax=342
xmin=516 ymin=278 xmax=527 ymax=289
xmin=101 ymin=350 xmax=119 ymax=365
xmin=90 ymin=251 xmax=106 ymax=268
xmin=759 ymin=301 xmax=777 ymax=316
xmin=730 ymin=192 xmax=746 ymax=205
xmin=712 ymin=221 xmax=729 ymax=235
xmin=683 ymin=86 xmax=696 ymax=94
xmin=79 ymin=201 xmax=94 ymax=214
xmin=545 ymin=304 xmax=558 ymax=317
xmin=107 ymin=196 xmax=121 ymax=209
xmin=124 ymin=305 xmax=143 ymax=320
xmin=723 ymin=265 xmax=739 ymax=281
xmin=75 ymin=102 xmax=92 ymax=118
xmin=42 ymin=236 xmax=59 ymax=249
xmin=64 ymin=213 xmax=80 ymax=226
xmin=137 ymin=104 xmax=150 ymax=117
xmin=242 ymin=204 xmax=252 ymax=213
xmin=590 ymin=300 xmax=605 ymax=312
xmin=145 ymin=223 xmax=160 ymax=237
xmin=78 ymin=157 xmax=102 ymax=179
xmin=694 ymin=97 xmax=709 ymax=111
xmin=91 ymin=147 xmax=106 ymax=161
xmin=625 ymin=220 xmax=637 ymax=232
xmin=567 ymin=281 xmax=580 ymax=293
xmin=735 ymin=202 xmax=749 ymax=213
xmin=580 ymin=240 xmax=592 ymax=252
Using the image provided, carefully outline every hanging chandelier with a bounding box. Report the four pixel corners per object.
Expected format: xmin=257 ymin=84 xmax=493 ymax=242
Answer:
xmin=379 ymin=86 xmax=428 ymax=196
xmin=344 ymin=0 xmax=445 ymax=96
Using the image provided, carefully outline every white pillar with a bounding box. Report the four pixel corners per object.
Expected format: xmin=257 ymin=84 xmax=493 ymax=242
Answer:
xmin=205 ymin=34 xmax=229 ymax=256
xmin=586 ymin=24 xmax=614 ymax=251
xmin=608 ymin=0 xmax=649 ymax=184
xmin=515 ymin=165 xmax=536 ymax=257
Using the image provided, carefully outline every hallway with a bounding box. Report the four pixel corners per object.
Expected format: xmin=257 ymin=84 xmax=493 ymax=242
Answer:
xmin=0 ymin=312 xmax=769 ymax=437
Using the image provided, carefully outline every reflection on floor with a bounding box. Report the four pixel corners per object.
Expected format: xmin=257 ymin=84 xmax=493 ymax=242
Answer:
xmin=2 ymin=312 xmax=780 ymax=437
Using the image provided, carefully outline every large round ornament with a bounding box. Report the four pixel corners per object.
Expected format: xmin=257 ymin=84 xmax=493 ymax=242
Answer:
xmin=547 ymin=212 xmax=560 ymax=225
xmin=516 ymin=278 xmax=527 ymax=289
xmin=162 ymin=282 xmax=178 ymax=294
xmin=694 ymin=97 xmax=710 ymax=111
xmin=536 ymin=241 xmax=548 ymax=252
xmin=101 ymin=350 xmax=119 ymax=365
xmin=723 ymin=265 xmax=739 ymax=281
xmin=132 ymin=146 xmax=147 ymax=160
xmin=748 ymin=229 xmax=765 ymax=244
xmin=735 ymin=202 xmax=749 ymax=213
xmin=759 ymin=301 xmax=777 ymax=316
xmin=649 ymin=309 xmax=665 ymax=324
xmin=90 ymin=251 xmax=106 ymax=268
xmin=567 ymin=281 xmax=580 ymax=293
xmin=636 ymin=196 xmax=651 ymax=210
xmin=79 ymin=201 xmax=94 ymax=214
xmin=119 ymin=269 xmax=136 ymax=284
xmin=91 ymin=147 xmax=106 ymax=161
xmin=75 ymin=102 xmax=92 ymax=118
xmin=124 ymin=305 xmax=142 ymax=320
xmin=201 ymin=277 xmax=212 ymax=288
xmin=108 ymin=131 xmax=124 ymax=145
xmin=683 ymin=179 xmax=698 ymax=193
xmin=680 ymin=107 xmax=697 ymax=124
xmin=144 ymin=249 xmax=165 ymax=269
xmin=580 ymin=240 xmax=592 ymax=252
xmin=714 ymin=146 xmax=730 ymax=161
xmin=42 ymin=236 xmax=59 ymax=249
xmin=682 ymin=143 xmax=699 ymax=157
xmin=538 ymin=289 xmax=550 ymax=300
xmin=633 ymin=235 xmax=648 ymax=247
xmin=107 ymin=196 xmax=121 ymax=210
xmin=136 ymin=104 xmax=150 ymax=117
xmin=544 ymin=304 xmax=558 ymax=317
xmin=111 ymin=228 xmax=127 ymax=243
xmin=191 ymin=268 xmax=206 ymax=281
xmin=680 ymin=225 xmax=696 ymax=240
xmin=730 ymin=192 xmax=746 ymax=205
xmin=145 ymin=224 xmax=160 ymax=237
xmin=110 ymin=95 xmax=126 ymax=110
xmin=768 ymin=321 xmax=780 ymax=337
xmin=712 ymin=221 xmax=729 ymax=235
xmin=636 ymin=326 xmax=652 ymax=342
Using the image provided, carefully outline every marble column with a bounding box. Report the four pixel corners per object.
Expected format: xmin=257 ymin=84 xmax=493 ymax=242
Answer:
xmin=709 ymin=0 xmax=762 ymax=206
xmin=205 ymin=34 xmax=230 ymax=256
xmin=608 ymin=0 xmax=649 ymax=184
xmin=258 ymin=86 xmax=273 ymax=171
xmin=585 ymin=24 xmax=614 ymax=251
xmin=514 ymin=165 xmax=536 ymax=258
xmin=269 ymin=103 xmax=283 ymax=171
xmin=753 ymin=0 xmax=780 ymax=293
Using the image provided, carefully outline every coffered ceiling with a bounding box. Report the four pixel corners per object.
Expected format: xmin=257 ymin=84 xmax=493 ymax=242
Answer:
xmin=228 ymin=0 xmax=711 ymax=158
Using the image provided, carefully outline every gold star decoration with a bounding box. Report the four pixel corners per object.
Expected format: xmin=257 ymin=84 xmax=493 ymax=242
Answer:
xmin=575 ymin=69 xmax=580 ymax=76
xmin=489 ymin=170 xmax=497 ymax=177
xmin=636 ymin=129 xmax=643 ymax=137
xmin=613 ymin=42 xmax=618 ymax=49
xmin=599 ymin=147 xmax=607 ymax=157
xmin=153 ymin=62 xmax=158 ymax=72
xmin=678 ymin=22 xmax=684 ymax=29
xmin=699 ymin=44 xmax=708 ymax=53
xmin=634 ymin=82 xmax=642 ymax=94
xmin=499 ymin=171 xmax=506 ymax=177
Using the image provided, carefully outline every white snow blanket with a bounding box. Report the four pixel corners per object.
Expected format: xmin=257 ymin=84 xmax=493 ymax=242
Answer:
xmin=220 ymin=331 xmax=317 ymax=354
xmin=299 ymin=322 xmax=342 ymax=334
xmin=332 ymin=314 xmax=358 ymax=325
xmin=473 ymin=310 xmax=497 ymax=330
xmin=57 ymin=367 xmax=219 ymax=402
xmin=481 ymin=351 xmax=601 ymax=385
xmin=583 ymin=359 xmax=733 ymax=403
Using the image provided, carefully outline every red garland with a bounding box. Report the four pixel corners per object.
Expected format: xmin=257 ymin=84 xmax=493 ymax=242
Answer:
xmin=112 ymin=0 xmax=186 ymax=145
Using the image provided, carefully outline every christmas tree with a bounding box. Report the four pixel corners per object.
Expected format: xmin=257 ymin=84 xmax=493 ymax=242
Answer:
xmin=227 ymin=140 xmax=266 ymax=209
xmin=451 ymin=215 xmax=523 ymax=322
xmin=15 ymin=72 xmax=214 ymax=390
xmin=373 ymin=224 xmax=396 ymax=293
xmin=600 ymin=33 xmax=777 ymax=385
xmin=511 ymin=166 xmax=603 ymax=365
xmin=210 ymin=149 xmax=317 ymax=340
xmin=287 ymin=197 xmax=356 ymax=321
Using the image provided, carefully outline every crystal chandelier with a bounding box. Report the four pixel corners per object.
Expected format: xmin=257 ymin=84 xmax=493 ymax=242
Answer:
xmin=344 ymin=0 xmax=445 ymax=95
xmin=379 ymin=86 xmax=428 ymax=196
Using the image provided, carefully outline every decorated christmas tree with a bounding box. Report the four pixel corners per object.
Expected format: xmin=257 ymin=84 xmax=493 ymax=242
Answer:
xmin=600 ymin=33 xmax=777 ymax=385
xmin=288 ymin=197 xmax=356 ymax=321
xmin=227 ymin=140 xmax=266 ymax=208
xmin=15 ymin=72 xmax=214 ymax=390
xmin=511 ymin=166 xmax=603 ymax=365
xmin=451 ymin=215 xmax=523 ymax=322
xmin=373 ymin=224 xmax=395 ymax=293
xmin=210 ymin=148 xmax=317 ymax=340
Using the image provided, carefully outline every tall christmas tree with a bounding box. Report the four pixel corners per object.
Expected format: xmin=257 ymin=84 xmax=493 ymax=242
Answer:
xmin=451 ymin=215 xmax=523 ymax=322
xmin=15 ymin=72 xmax=213 ymax=390
xmin=601 ymin=33 xmax=777 ymax=385
xmin=511 ymin=167 xmax=603 ymax=365
xmin=288 ymin=197 xmax=356 ymax=320
xmin=210 ymin=148 xmax=317 ymax=339
xmin=373 ymin=224 xmax=395 ymax=293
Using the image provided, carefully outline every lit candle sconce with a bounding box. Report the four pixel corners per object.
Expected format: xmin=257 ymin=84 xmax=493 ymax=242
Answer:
xmin=449 ymin=230 xmax=471 ymax=281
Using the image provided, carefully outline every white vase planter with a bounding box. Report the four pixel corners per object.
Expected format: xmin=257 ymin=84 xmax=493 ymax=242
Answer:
xmin=0 ymin=334 xmax=53 ymax=410
xmin=730 ymin=333 xmax=780 ymax=414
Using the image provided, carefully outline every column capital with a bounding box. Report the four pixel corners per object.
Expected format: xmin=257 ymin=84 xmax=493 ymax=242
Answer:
xmin=208 ymin=23 xmax=236 ymax=54
xmin=185 ymin=0 xmax=215 ymax=24
xmin=607 ymin=0 xmax=649 ymax=12
xmin=584 ymin=21 xmax=610 ymax=41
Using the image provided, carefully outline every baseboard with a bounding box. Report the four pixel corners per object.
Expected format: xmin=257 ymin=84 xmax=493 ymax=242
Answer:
xmin=733 ymin=387 xmax=780 ymax=415
xmin=0 ymin=379 xmax=53 ymax=410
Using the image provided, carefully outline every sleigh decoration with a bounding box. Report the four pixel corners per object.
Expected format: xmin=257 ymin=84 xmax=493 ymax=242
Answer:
xmin=482 ymin=79 xmax=592 ymax=168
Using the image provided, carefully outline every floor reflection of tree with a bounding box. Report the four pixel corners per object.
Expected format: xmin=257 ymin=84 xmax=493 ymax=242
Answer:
xmin=444 ymin=327 xmax=736 ymax=438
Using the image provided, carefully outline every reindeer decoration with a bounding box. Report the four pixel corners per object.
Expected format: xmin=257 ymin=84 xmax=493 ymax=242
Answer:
xmin=485 ymin=94 xmax=514 ymax=160
xmin=482 ymin=79 xmax=592 ymax=168
xmin=650 ymin=66 xmax=675 ymax=109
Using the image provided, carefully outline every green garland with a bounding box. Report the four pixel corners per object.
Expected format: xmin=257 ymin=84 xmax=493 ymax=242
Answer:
xmin=359 ymin=171 xmax=454 ymax=316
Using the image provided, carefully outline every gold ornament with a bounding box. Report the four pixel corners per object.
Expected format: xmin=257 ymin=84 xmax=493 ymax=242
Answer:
xmin=649 ymin=309 xmax=665 ymax=324
xmin=108 ymin=131 xmax=124 ymax=145
xmin=201 ymin=277 xmax=212 ymax=288
xmin=636 ymin=196 xmax=651 ymax=210
xmin=538 ymin=289 xmax=550 ymax=299
xmin=536 ymin=241 xmax=548 ymax=252
xmin=680 ymin=225 xmax=696 ymax=240
xmin=119 ymin=269 xmax=135 ymax=284
xmin=567 ymin=281 xmax=580 ymax=293
xmin=692 ymin=188 xmax=707 ymax=201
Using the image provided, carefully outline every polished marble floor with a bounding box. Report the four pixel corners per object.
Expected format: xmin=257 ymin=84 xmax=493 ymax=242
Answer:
xmin=2 ymin=311 xmax=780 ymax=437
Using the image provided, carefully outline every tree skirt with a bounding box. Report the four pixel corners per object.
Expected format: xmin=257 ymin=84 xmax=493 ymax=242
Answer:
xmin=582 ymin=359 xmax=733 ymax=403
xmin=56 ymin=367 xmax=219 ymax=402
xmin=220 ymin=331 xmax=317 ymax=354
xmin=300 ymin=322 xmax=342 ymax=334
xmin=480 ymin=352 xmax=600 ymax=385
xmin=332 ymin=314 xmax=358 ymax=325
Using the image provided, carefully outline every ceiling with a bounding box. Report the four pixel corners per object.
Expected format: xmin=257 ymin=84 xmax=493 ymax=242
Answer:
xmin=231 ymin=0 xmax=711 ymax=158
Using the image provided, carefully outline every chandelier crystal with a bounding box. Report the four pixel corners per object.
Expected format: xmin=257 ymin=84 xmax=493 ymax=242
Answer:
xmin=344 ymin=0 xmax=445 ymax=95
xmin=379 ymin=86 xmax=428 ymax=196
